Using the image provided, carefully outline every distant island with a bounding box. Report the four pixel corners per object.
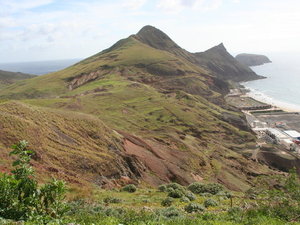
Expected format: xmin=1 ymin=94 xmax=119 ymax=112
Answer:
xmin=235 ymin=53 xmax=271 ymax=66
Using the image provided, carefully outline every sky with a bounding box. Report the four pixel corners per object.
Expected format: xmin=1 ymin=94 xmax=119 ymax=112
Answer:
xmin=1 ymin=0 xmax=300 ymax=63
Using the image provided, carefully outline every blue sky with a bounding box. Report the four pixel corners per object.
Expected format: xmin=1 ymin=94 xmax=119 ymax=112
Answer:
xmin=0 ymin=0 xmax=299 ymax=62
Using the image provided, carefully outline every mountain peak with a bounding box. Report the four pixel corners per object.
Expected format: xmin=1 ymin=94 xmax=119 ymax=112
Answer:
xmin=136 ymin=25 xmax=168 ymax=38
xmin=135 ymin=25 xmax=180 ymax=51
xmin=208 ymin=42 xmax=227 ymax=52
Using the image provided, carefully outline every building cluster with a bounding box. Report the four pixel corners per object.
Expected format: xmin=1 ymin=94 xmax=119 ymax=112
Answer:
xmin=266 ymin=128 xmax=300 ymax=153
xmin=250 ymin=119 xmax=300 ymax=154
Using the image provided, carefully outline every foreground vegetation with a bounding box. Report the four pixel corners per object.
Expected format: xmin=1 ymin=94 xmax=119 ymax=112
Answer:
xmin=1 ymin=141 xmax=300 ymax=224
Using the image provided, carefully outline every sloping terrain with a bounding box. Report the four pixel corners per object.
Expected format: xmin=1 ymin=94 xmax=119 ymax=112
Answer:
xmin=0 ymin=26 xmax=276 ymax=191
xmin=194 ymin=44 xmax=264 ymax=81
xmin=0 ymin=70 xmax=36 ymax=89
xmin=236 ymin=53 xmax=272 ymax=66
xmin=135 ymin=25 xmax=262 ymax=82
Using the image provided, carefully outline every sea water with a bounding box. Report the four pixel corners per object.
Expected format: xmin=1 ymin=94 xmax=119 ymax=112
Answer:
xmin=241 ymin=52 xmax=300 ymax=111
xmin=0 ymin=59 xmax=81 ymax=75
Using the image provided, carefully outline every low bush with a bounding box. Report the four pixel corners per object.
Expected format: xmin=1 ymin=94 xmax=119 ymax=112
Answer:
xmin=165 ymin=183 xmax=186 ymax=192
xmin=216 ymin=191 xmax=232 ymax=199
xmin=184 ymin=203 xmax=205 ymax=213
xmin=168 ymin=189 xmax=184 ymax=198
xmin=180 ymin=197 xmax=190 ymax=203
xmin=103 ymin=197 xmax=122 ymax=204
xmin=161 ymin=197 xmax=173 ymax=207
xmin=204 ymin=199 xmax=218 ymax=208
xmin=199 ymin=192 xmax=213 ymax=197
xmin=188 ymin=182 xmax=224 ymax=195
xmin=158 ymin=184 xmax=167 ymax=192
xmin=122 ymin=184 xmax=137 ymax=193
xmin=157 ymin=207 xmax=183 ymax=218
xmin=188 ymin=182 xmax=205 ymax=194
xmin=185 ymin=191 xmax=196 ymax=201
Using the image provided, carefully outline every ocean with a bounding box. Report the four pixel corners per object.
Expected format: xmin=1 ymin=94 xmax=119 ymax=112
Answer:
xmin=0 ymin=59 xmax=81 ymax=75
xmin=241 ymin=52 xmax=300 ymax=111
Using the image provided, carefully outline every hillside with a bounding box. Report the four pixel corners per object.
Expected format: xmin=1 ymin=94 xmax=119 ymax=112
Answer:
xmin=0 ymin=26 xmax=276 ymax=191
xmin=236 ymin=53 xmax=272 ymax=66
xmin=135 ymin=26 xmax=263 ymax=82
xmin=194 ymin=44 xmax=265 ymax=81
xmin=0 ymin=70 xmax=36 ymax=89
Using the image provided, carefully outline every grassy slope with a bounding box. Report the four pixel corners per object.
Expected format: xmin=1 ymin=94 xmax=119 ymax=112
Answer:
xmin=0 ymin=37 xmax=211 ymax=99
xmin=0 ymin=36 xmax=274 ymax=191
xmin=0 ymin=101 xmax=131 ymax=187
xmin=0 ymin=70 xmax=36 ymax=89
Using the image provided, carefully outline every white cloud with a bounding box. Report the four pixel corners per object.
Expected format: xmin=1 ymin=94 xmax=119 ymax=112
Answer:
xmin=0 ymin=0 xmax=300 ymax=62
xmin=122 ymin=0 xmax=147 ymax=10
xmin=0 ymin=0 xmax=54 ymax=15
xmin=156 ymin=0 xmax=223 ymax=12
xmin=0 ymin=17 xmax=16 ymax=28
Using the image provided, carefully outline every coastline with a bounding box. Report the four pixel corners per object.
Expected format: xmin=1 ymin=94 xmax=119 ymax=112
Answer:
xmin=242 ymin=86 xmax=300 ymax=113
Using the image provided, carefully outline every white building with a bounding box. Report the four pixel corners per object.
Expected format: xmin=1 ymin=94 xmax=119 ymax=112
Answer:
xmin=283 ymin=130 xmax=300 ymax=139
xmin=252 ymin=120 xmax=268 ymax=128
xmin=281 ymin=139 xmax=296 ymax=151
xmin=266 ymin=128 xmax=290 ymax=143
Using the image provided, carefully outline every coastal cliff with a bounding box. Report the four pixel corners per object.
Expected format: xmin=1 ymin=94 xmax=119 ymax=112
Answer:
xmin=235 ymin=53 xmax=271 ymax=67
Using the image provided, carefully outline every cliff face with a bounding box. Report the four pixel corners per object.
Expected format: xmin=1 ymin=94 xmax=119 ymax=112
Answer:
xmin=235 ymin=53 xmax=272 ymax=67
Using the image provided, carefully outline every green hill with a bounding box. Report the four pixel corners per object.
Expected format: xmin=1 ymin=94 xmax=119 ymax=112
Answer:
xmin=0 ymin=26 xmax=275 ymax=190
xmin=0 ymin=70 xmax=36 ymax=89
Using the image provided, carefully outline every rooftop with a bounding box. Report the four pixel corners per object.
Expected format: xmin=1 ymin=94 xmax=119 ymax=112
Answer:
xmin=284 ymin=130 xmax=300 ymax=138
xmin=267 ymin=128 xmax=290 ymax=139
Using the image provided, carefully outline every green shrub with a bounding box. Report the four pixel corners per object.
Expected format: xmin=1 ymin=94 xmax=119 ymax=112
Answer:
xmin=185 ymin=191 xmax=196 ymax=201
xmin=165 ymin=183 xmax=186 ymax=192
xmin=103 ymin=197 xmax=122 ymax=204
xmin=162 ymin=183 xmax=187 ymax=199
xmin=0 ymin=141 xmax=67 ymax=223
xmin=228 ymin=207 xmax=243 ymax=216
xmin=161 ymin=197 xmax=173 ymax=207
xmin=188 ymin=182 xmax=224 ymax=195
xmin=199 ymin=192 xmax=213 ymax=197
xmin=188 ymin=182 xmax=206 ymax=194
xmin=122 ymin=184 xmax=137 ymax=193
xmin=180 ymin=197 xmax=190 ymax=203
xmin=158 ymin=184 xmax=167 ymax=192
xmin=204 ymin=183 xmax=224 ymax=195
xmin=157 ymin=207 xmax=183 ymax=218
xmin=104 ymin=207 xmax=126 ymax=217
xmin=184 ymin=203 xmax=205 ymax=213
xmin=168 ymin=189 xmax=184 ymax=198
xmin=216 ymin=191 xmax=232 ymax=199
xmin=204 ymin=199 xmax=218 ymax=208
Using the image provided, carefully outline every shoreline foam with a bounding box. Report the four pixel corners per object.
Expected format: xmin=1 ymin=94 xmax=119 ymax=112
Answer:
xmin=243 ymin=86 xmax=300 ymax=113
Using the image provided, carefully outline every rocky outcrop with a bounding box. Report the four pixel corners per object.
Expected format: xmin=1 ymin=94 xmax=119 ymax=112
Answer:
xmin=67 ymin=66 xmax=116 ymax=90
xmin=235 ymin=53 xmax=271 ymax=67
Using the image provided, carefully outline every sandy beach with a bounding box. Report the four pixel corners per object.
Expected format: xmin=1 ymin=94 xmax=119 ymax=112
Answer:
xmin=245 ymin=87 xmax=300 ymax=113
